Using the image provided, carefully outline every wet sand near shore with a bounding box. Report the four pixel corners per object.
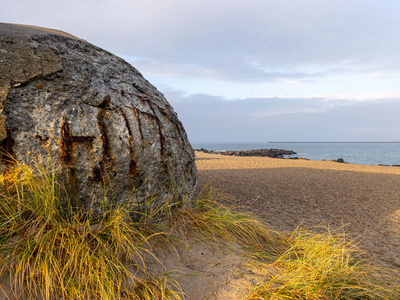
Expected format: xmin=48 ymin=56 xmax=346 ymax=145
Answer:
xmin=196 ymin=152 xmax=400 ymax=271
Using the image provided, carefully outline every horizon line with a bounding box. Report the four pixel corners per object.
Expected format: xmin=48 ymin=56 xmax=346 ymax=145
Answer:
xmin=269 ymin=141 xmax=400 ymax=143
xmin=192 ymin=141 xmax=400 ymax=144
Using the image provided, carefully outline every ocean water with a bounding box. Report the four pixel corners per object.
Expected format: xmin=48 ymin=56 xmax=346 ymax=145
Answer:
xmin=191 ymin=142 xmax=400 ymax=166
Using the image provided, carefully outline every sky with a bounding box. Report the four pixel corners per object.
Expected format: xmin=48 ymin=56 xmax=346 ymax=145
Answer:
xmin=2 ymin=0 xmax=400 ymax=143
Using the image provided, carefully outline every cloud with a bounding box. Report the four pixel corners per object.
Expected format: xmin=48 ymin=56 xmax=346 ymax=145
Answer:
xmin=2 ymin=0 xmax=400 ymax=82
xmin=123 ymin=56 xmax=333 ymax=83
xmin=164 ymin=90 xmax=400 ymax=143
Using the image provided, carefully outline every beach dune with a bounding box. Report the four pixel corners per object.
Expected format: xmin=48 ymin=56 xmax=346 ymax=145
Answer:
xmin=196 ymin=151 xmax=400 ymax=271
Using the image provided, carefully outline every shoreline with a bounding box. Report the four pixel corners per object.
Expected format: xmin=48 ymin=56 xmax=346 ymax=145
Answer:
xmin=195 ymin=148 xmax=371 ymax=166
xmin=195 ymin=151 xmax=400 ymax=175
xmin=192 ymin=143 xmax=400 ymax=166
xmin=195 ymin=151 xmax=400 ymax=271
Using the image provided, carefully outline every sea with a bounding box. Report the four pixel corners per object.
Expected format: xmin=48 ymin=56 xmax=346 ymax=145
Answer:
xmin=191 ymin=142 xmax=400 ymax=166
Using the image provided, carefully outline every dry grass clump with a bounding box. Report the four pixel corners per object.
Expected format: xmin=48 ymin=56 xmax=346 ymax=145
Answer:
xmin=171 ymin=184 xmax=286 ymax=255
xmin=0 ymin=157 xmax=399 ymax=299
xmin=0 ymin=158 xmax=180 ymax=300
xmin=247 ymin=228 xmax=400 ymax=299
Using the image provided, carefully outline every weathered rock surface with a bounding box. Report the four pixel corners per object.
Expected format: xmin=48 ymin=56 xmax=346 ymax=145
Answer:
xmin=0 ymin=23 xmax=197 ymax=213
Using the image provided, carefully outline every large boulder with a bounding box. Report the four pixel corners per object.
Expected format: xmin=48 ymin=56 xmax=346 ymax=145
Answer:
xmin=0 ymin=23 xmax=197 ymax=213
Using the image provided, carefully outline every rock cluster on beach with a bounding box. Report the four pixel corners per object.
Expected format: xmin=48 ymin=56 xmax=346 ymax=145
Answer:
xmin=196 ymin=148 xmax=296 ymax=158
xmin=196 ymin=149 xmax=353 ymax=163
xmin=0 ymin=23 xmax=197 ymax=214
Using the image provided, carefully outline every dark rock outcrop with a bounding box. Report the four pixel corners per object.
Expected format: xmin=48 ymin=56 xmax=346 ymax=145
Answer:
xmin=196 ymin=148 xmax=296 ymax=158
xmin=0 ymin=23 xmax=197 ymax=214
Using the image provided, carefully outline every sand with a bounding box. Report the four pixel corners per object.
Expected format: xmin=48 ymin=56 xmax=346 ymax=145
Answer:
xmin=196 ymin=151 xmax=400 ymax=271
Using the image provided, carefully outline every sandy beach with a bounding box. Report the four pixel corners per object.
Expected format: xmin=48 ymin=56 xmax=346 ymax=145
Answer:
xmin=196 ymin=151 xmax=400 ymax=271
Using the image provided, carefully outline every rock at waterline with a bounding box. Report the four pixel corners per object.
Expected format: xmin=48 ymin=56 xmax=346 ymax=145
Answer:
xmin=196 ymin=148 xmax=297 ymax=158
xmin=0 ymin=23 xmax=197 ymax=214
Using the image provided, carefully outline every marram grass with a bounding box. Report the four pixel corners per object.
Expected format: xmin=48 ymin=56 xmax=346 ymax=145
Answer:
xmin=0 ymin=157 xmax=398 ymax=299
xmin=247 ymin=227 xmax=400 ymax=300
xmin=173 ymin=184 xmax=287 ymax=258
xmin=0 ymin=158 xmax=179 ymax=299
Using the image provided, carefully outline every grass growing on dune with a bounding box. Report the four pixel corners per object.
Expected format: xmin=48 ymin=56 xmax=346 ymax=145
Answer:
xmin=0 ymin=158 xmax=180 ymax=300
xmin=247 ymin=228 xmax=400 ymax=300
xmin=173 ymin=184 xmax=287 ymax=258
xmin=0 ymin=157 xmax=399 ymax=299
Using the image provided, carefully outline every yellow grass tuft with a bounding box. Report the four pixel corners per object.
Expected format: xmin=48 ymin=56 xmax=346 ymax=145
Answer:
xmin=173 ymin=184 xmax=286 ymax=257
xmin=0 ymin=158 xmax=175 ymax=299
xmin=247 ymin=227 xmax=400 ymax=299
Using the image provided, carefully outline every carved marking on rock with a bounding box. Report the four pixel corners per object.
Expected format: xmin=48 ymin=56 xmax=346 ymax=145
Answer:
xmin=60 ymin=117 xmax=96 ymax=167
xmin=140 ymin=110 xmax=165 ymax=156
xmin=149 ymin=103 xmax=166 ymax=158
xmin=136 ymin=95 xmax=186 ymax=146
xmin=158 ymin=108 xmax=187 ymax=147
xmin=131 ymin=108 xmax=144 ymax=141
xmin=93 ymin=109 xmax=113 ymax=181
xmin=141 ymin=101 xmax=170 ymax=173
xmin=60 ymin=118 xmax=74 ymax=166
xmin=138 ymin=99 xmax=166 ymax=157
xmin=128 ymin=88 xmax=172 ymax=152
xmin=120 ymin=108 xmax=138 ymax=178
